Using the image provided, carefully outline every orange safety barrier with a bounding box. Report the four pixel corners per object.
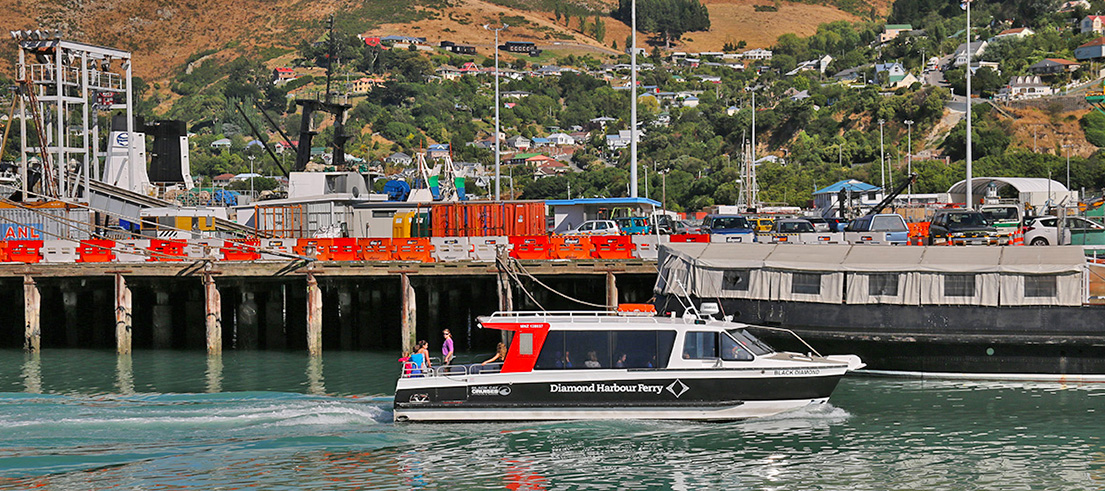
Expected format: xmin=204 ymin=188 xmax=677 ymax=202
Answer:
xmin=328 ymin=238 xmax=360 ymax=261
xmin=77 ymin=239 xmax=116 ymax=262
xmin=147 ymin=239 xmax=187 ymax=261
xmin=8 ymin=240 xmax=43 ymax=263
xmin=295 ymin=238 xmax=334 ymax=261
xmin=0 ymin=241 xmax=7 ymax=262
xmin=509 ymin=235 xmax=552 ymax=260
xmin=221 ymin=239 xmax=262 ymax=261
xmin=358 ymin=238 xmax=393 ymax=261
xmin=393 ymin=237 xmax=434 ymax=262
xmin=1010 ymin=228 xmax=1025 ymax=246
xmin=670 ymin=233 xmax=710 ymax=243
xmin=591 ymin=235 xmax=635 ymax=259
xmin=552 ymin=236 xmax=591 ymax=259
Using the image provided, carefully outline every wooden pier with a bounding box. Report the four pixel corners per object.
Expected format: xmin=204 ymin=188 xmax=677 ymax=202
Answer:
xmin=1 ymin=259 xmax=658 ymax=355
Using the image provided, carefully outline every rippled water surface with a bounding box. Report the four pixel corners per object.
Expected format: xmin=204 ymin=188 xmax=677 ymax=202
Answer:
xmin=1 ymin=349 xmax=1104 ymax=489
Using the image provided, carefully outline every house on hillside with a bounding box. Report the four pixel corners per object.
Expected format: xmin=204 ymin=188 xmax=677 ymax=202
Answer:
xmin=347 ymin=77 xmax=385 ymax=94
xmin=1060 ymin=0 xmax=1090 ymax=12
xmin=786 ymin=54 xmax=833 ymax=76
xmin=1082 ymin=15 xmax=1105 ymax=35
xmin=606 ymin=129 xmax=643 ymax=150
xmin=213 ymin=173 xmax=236 ymax=187
xmin=502 ymin=90 xmax=531 ymax=99
xmin=741 ymin=48 xmax=773 ymax=60
xmin=506 ymin=135 xmax=531 ymax=150
xmin=427 ymin=144 xmax=450 ymax=159
xmin=1027 ymin=58 xmax=1081 ymax=75
xmin=880 ymin=24 xmax=913 ymax=43
xmin=1075 ymin=37 xmax=1105 ymax=60
xmin=531 ymin=156 xmax=571 ymax=178
xmin=953 ymin=41 xmax=988 ymax=67
xmin=272 ymin=67 xmax=296 ymax=85
xmin=211 ymin=138 xmax=231 ymax=150
xmin=996 ymin=75 xmax=1053 ymax=101
xmin=993 ymin=27 xmax=1034 ymax=40
xmin=385 ymin=152 xmax=413 ymax=165
xmin=546 ymin=133 xmax=576 ymax=146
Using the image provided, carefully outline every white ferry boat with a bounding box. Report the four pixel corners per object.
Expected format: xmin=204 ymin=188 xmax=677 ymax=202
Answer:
xmin=393 ymin=306 xmax=863 ymax=422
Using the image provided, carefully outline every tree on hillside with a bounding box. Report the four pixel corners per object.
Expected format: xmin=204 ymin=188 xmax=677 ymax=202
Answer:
xmin=613 ymin=0 xmax=710 ymax=48
xmin=592 ymin=16 xmax=606 ymax=43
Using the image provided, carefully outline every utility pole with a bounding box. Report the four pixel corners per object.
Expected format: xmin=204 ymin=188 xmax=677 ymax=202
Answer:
xmin=630 ymin=0 xmax=638 ymax=197
xmin=964 ymin=0 xmax=974 ymax=209
xmin=904 ymin=120 xmax=914 ymax=203
xmin=484 ymin=23 xmax=508 ymax=201
xmin=879 ymin=119 xmax=885 ymax=193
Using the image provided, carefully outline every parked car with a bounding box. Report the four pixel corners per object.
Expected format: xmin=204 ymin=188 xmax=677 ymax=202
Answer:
xmin=1023 ymin=215 xmax=1105 ymax=245
xmin=750 ymin=218 xmax=775 ymax=232
xmin=844 ymin=214 xmax=910 ymax=245
xmin=773 ymin=219 xmax=816 ymax=233
xmin=701 ymin=214 xmax=755 ymax=235
xmin=927 ymin=209 xmax=999 ymax=245
xmin=613 ymin=216 xmax=651 ymax=234
xmin=804 ymin=217 xmax=831 ymax=232
xmin=825 ymin=217 xmax=848 ymax=232
xmin=565 ymin=220 xmax=621 ymax=235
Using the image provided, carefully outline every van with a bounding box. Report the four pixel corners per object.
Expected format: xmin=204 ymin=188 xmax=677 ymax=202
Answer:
xmin=844 ymin=214 xmax=910 ymax=245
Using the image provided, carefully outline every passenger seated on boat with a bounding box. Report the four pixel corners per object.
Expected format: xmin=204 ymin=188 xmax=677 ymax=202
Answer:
xmin=555 ymin=351 xmax=572 ymax=368
xmin=585 ymin=351 xmax=601 ymax=368
xmin=399 ymin=351 xmax=413 ymax=376
xmin=614 ymin=353 xmax=627 ymax=368
xmin=472 ymin=342 xmax=508 ymax=374
xmin=409 ymin=350 xmax=426 ymax=376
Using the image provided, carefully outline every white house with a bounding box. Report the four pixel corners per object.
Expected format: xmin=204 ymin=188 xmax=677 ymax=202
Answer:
xmin=1082 ymin=15 xmax=1105 ymax=35
xmin=953 ymin=41 xmax=988 ymax=67
xmin=546 ymin=133 xmax=576 ymax=146
xmin=993 ymin=27 xmax=1034 ymax=40
xmin=506 ymin=135 xmax=531 ymax=150
xmin=741 ymin=48 xmax=773 ymax=60
xmin=606 ymin=129 xmax=644 ymax=150
xmin=997 ymin=75 xmax=1053 ymax=101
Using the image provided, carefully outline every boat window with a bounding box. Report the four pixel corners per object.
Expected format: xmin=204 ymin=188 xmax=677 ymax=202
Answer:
xmin=868 ymin=273 xmax=899 ymax=296
xmin=791 ymin=273 xmax=821 ymax=295
xmin=1024 ymin=275 xmax=1057 ymax=297
xmin=945 ymin=274 xmax=976 ymax=297
xmin=519 ymin=332 xmax=534 ymax=355
xmin=682 ymin=331 xmax=717 ymax=359
xmin=722 ymin=270 xmax=750 ymax=291
xmin=727 ymin=329 xmax=775 ymax=356
xmin=534 ymin=330 xmax=676 ymax=369
xmin=720 ymin=333 xmax=754 ymax=361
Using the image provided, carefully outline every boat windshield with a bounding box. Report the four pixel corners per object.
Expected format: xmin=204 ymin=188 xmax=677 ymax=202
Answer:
xmin=726 ymin=328 xmax=775 ymax=356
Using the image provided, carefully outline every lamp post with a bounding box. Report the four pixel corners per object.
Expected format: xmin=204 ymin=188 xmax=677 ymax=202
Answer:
xmin=904 ymin=119 xmax=913 ymax=202
xmin=1063 ymin=142 xmax=1072 ymax=192
xmin=878 ymin=119 xmax=885 ymax=193
xmin=630 ymin=0 xmax=638 ymax=197
xmin=964 ymin=0 xmax=974 ymax=209
xmin=248 ymin=154 xmax=256 ymax=199
xmin=484 ymin=23 xmax=508 ymax=201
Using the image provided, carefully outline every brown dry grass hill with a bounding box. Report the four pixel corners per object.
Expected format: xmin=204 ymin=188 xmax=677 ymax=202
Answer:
xmin=1 ymin=0 xmax=878 ymax=85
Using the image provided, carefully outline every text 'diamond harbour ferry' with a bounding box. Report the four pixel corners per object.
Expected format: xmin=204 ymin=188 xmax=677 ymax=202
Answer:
xmin=393 ymin=306 xmax=863 ymax=422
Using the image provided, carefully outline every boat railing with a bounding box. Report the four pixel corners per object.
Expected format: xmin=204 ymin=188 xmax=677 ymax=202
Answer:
xmin=400 ymin=361 xmax=505 ymax=378
xmin=484 ymin=310 xmax=657 ymax=320
xmin=743 ymin=325 xmax=823 ymax=358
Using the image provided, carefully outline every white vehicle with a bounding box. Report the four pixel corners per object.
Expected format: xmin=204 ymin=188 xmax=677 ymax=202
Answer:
xmin=1023 ymin=215 xmax=1105 ymax=245
xmin=564 ymin=219 xmax=621 ymax=235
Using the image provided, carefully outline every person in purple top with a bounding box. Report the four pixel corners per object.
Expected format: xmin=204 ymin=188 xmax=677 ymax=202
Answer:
xmin=442 ymin=329 xmax=454 ymax=366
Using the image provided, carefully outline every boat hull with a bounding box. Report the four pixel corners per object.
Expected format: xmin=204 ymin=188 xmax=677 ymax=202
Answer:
xmin=394 ymin=370 xmax=845 ymax=422
xmin=667 ymin=296 xmax=1105 ymax=379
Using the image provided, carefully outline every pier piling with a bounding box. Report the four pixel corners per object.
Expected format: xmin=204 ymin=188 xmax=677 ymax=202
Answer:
xmin=204 ymin=273 xmax=221 ymax=355
xmin=306 ymin=272 xmax=323 ymax=356
xmin=114 ymin=274 xmax=132 ymax=355
xmin=23 ymin=275 xmax=39 ymax=352
xmin=606 ymin=272 xmax=618 ymax=311
xmin=401 ymin=273 xmax=416 ymax=353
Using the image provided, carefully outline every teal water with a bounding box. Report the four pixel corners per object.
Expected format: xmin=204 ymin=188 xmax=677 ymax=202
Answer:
xmin=1 ymin=349 xmax=1104 ymax=489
